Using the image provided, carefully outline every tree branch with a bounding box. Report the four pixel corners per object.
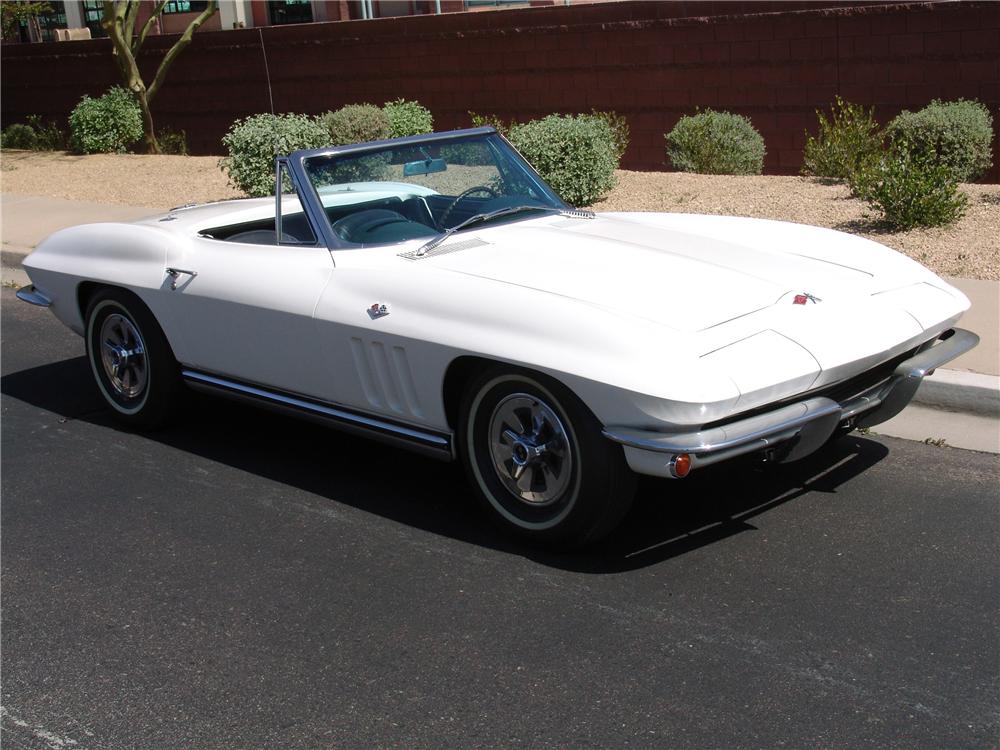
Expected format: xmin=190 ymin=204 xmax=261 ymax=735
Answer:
xmin=136 ymin=0 xmax=169 ymax=51
xmin=122 ymin=0 xmax=140 ymax=45
xmin=147 ymin=0 xmax=217 ymax=103
xmin=102 ymin=1 xmax=143 ymax=92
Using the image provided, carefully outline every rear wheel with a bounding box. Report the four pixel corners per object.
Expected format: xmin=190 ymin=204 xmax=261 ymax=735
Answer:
xmin=458 ymin=368 xmax=635 ymax=546
xmin=85 ymin=288 xmax=181 ymax=428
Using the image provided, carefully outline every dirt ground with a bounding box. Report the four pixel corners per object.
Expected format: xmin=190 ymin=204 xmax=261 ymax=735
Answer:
xmin=3 ymin=150 xmax=997 ymax=280
xmin=1 ymin=150 xmax=241 ymax=207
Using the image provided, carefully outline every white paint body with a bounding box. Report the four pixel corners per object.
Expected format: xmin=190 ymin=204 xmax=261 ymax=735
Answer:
xmin=22 ymin=197 xmax=970 ymax=475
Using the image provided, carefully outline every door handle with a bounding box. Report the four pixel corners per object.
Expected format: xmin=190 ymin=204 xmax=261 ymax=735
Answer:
xmin=165 ymin=267 xmax=198 ymax=290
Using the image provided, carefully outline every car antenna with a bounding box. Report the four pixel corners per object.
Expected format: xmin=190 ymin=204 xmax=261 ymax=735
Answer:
xmin=258 ymin=27 xmax=277 ymax=157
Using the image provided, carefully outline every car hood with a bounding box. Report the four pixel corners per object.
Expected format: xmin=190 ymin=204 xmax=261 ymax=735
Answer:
xmin=414 ymin=211 xmax=968 ymax=409
xmin=426 ymin=212 xmax=947 ymax=333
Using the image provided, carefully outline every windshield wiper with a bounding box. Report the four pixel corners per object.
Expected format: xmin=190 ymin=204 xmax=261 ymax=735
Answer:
xmin=415 ymin=205 xmax=595 ymax=257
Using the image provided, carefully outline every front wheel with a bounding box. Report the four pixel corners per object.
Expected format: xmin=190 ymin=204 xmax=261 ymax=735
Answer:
xmin=85 ymin=288 xmax=181 ymax=429
xmin=458 ymin=368 xmax=635 ymax=546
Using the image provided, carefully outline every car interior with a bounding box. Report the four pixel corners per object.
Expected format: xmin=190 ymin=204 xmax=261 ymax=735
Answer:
xmin=200 ymin=191 xmax=521 ymax=247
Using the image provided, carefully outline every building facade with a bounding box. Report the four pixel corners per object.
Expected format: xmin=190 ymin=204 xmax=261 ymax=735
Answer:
xmin=9 ymin=0 xmax=589 ymax=42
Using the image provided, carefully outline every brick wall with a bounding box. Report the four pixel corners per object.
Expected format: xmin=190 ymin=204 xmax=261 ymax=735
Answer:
xmin=2 ymin=0 xmax=997 ymax=179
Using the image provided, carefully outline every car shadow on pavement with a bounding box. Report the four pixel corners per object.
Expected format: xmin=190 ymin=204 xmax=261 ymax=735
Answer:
xmin=2 ymin=356 xmax=890 ymax=574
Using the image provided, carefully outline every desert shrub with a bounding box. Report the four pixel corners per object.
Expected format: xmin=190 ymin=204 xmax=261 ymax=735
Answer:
xmin=69 ymin=86 xmax=143 ymax=154
xmin=886 ymin=99 xmax=993 ymax=182
xmin=508 ymin=114 xmax=617 ymax=206
xmin=219 ymin=113 xmax=330 ymax=197
xmin=158 ymin=127 xmax=188 ymax=156
xmin=310 ymin=153 xmax=391 ymax=186
xmin=469 ymin=111 xmax=513 ymax=138
xmin=665 ymin=109 xmax=765 ymax=175
xmin=318 ymin=103 xmax=390 ymax=146
xmin=802 ymin=97 xmax=883 ymax=180
xmin=1 ymin=123 xmax=38 ymax=150
xmin=850 ymin=138 xmax=968 ymax=229
xmin=383 ymin=98 xmax=433 ymax=139
xmin=1 ymin=117 xmax=67 ymax=151
xmin=586 ymin=110 xmax=630 ymax=163
xmin=25 ymin=115 xmax=68 ymax=150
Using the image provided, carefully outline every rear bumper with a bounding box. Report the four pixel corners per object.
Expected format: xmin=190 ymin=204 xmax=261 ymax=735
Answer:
xmin=604 ymin=328 xmax=979 ymax=478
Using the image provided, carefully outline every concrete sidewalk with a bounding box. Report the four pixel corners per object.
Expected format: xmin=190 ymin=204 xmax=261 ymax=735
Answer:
xmin=2 ymin=192 xmax=997 ymax=451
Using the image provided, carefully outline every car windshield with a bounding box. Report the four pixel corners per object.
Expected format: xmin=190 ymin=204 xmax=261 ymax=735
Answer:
xmin=300 ymin=132 xmax=567 ymax=247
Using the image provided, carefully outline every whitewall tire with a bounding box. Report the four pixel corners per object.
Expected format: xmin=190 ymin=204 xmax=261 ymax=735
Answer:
xmin=458 ymin=368 xmax=635 ymax=546
xmin=85 ymin=288 xmax=181 ymax=428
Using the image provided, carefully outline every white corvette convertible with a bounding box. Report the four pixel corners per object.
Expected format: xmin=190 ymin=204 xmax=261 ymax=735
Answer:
xmin=17 ymin=127 xmax=977 ymax=545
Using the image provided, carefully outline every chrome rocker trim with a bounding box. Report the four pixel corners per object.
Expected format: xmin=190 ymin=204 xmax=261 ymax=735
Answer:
xmin=181 ymin=370 xmax=454 ymax=461
xmin=603 ymin=328 xmax=979 ymax=474
xmin=15 ymin=285 xmax=52 ymax=307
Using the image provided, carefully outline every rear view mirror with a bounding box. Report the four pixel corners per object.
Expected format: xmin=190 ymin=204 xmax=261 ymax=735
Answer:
xmin=403 ymin=158 xmax=447 ymax=176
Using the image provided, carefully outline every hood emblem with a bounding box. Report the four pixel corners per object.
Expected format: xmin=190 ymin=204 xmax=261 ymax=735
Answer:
xmin=793 ymin=293 xmax=821 ymax=305
xmin=368 ymin=303 xmax=390 ymax=319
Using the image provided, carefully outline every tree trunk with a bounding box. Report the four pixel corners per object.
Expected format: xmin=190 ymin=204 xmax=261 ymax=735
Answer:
xmin=136 ymin=89 xmax=160 ymax=154
xmin=102 ymin=0 xmax=216 ymax=155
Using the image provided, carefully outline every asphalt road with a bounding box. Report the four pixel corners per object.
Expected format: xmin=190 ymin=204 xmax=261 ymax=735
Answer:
xmin=2 ymin=287 xmax=998 ymax=750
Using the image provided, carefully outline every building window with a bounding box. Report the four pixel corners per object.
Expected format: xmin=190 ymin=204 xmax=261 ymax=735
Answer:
xmin=465 ymin=0 xmax=530 ymax=8
xmin=268 ymin=1 xmax=314 ymax=25
xmin=163 ymin=1 xmax=209 ymax=13
xmin=82 ymin=0 xmax=106 ymax=37
xmin=19 ymin=0 xmax=67 ymax=42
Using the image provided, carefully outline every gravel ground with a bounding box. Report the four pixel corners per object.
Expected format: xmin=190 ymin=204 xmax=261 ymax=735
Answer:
xmin=2 ymin=150 xmax=997 ymax=280
xmin=1 ymin=150 xmax=240 ymax=206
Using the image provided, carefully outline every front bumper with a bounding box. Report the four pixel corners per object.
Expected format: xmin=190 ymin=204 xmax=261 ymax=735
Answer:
xmin=604 ymin=328 xmax=979 ymax=478
xmin=15 ymin=284 xmax=52 ymax=307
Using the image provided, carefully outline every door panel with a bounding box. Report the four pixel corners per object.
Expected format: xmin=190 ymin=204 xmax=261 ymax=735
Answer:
xmin=166 ymin=238 xmax=335 ymax=399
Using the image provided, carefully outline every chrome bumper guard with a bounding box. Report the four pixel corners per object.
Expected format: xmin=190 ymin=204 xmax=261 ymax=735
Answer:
xmin=603 ymin=328 xmax=979 ymax=473
xmin=15 ymin=285 xmax=52 ymax=307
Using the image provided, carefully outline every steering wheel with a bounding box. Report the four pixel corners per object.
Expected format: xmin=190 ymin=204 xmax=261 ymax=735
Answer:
xmin=439 ymin=185 xmax=499 ymax=228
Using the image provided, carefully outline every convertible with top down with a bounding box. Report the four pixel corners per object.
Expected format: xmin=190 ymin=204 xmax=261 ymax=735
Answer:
xmin=17 ymin=127 xmax=978 ymax=545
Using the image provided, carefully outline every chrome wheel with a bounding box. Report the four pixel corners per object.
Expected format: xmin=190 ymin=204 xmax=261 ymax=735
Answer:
xmin=488 ymin=393 xmax=573 ymax=506
xmin=98 ymin=313 xmax=147 ymax=402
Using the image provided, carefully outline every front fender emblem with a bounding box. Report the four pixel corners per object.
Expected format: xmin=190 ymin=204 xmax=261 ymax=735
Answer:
xmin=368 ymin=303 xmax=390 ymax=319
xmin=793 ymin=293 xmax=821 ymax=305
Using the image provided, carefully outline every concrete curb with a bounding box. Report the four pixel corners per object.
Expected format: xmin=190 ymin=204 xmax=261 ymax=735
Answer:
xmin=914 ymin=370 xmax=1000 ymax=417
xmin=2 ymin=247 xmax=32 ymax=267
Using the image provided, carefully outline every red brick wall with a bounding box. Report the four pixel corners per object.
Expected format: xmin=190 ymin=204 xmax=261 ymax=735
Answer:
xmin=2 ymin=0 xmax=997 ymax=179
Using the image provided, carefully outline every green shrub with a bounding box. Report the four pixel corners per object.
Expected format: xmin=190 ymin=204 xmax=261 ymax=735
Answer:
xmin=469 ymin=111 xmax=513 ymax=138
xmin=219 ymin=113 xmax=331 ymax=197
xmin=665 ymin=109 xmax=765 ymax=175
xmin=508 ymin=114 xmax=617 ymax=206
xmin=802 ymin=97 xmax=883 ymax=180
xmin=850 ymin=139 xmax=968 ymax=230
xmin=383 ymin=98 xmax=433 ymax=139
xmin=886 ymin=99 xmax=993 ymax=182
xmin=318 ymin=103 xmax=389 ymax=146
xmin=158 ymin=127 xmax=188 ymax=156
xmin=1 ymin=123 xmax=38 ymax=150
xmin=1 ymin=117 xmax=67 ymax=151
xmin=586 ymin=110 xmax=630 ymax=162
xmin=68 ymin=86 xmax=143 ymax=154
xmin=310 ymin=152 xmax=391 ymax=186
xmin=25 ymin=115 xmax=67 ymax=150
